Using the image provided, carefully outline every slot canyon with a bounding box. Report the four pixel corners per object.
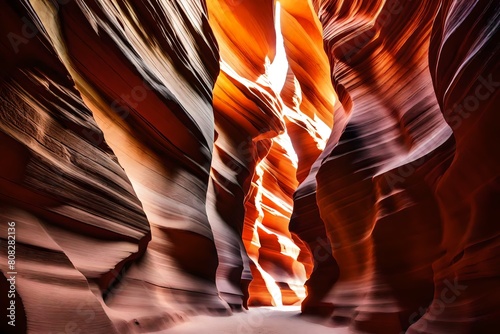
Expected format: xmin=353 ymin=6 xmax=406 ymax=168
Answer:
xmin=0 ymin=0 xmax=498 ymax=333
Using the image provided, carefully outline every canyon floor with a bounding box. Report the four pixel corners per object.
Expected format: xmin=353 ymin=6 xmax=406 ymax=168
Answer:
xmin=165 ymin=306 xmax=349 ymax=334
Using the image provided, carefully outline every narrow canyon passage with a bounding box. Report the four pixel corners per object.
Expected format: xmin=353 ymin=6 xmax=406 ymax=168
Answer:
xmin=0 ymin=0 xmax=498 ymax=334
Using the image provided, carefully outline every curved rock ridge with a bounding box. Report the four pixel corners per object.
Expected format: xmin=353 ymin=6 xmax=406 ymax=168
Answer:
xmin=206 ymin=0 xmax=331 ymax=307
xmin=307 ymin=0 xmax=455 ymax=331
xmin=207 ymin=0 xmax=286 ymax=308
xmin=0 ymin=0 xmax=323 ymax=331
xmin=2 ymin=0 xmax=228 ymax=333
xmin=0 ymin=0 xmax=498 ymax=333
xmin=31 ymin=0 xmax=235 ymax=324
xmin=0 ymin=1 xmax=151 ymax=333
xmin=277 ymin=0 xmax=344 ymax=314
xmin=419 ymin=1 xmax=500 ymax=333
xmin=296 ymin=0 xmax=499 ymax=333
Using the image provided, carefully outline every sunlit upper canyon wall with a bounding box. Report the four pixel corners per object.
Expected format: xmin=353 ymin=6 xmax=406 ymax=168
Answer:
xmin=0 ymin=0 xmax=498 ymax=333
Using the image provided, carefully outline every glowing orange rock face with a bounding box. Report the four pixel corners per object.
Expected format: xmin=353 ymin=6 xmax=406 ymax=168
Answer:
xmin=1 ymin=0 xmax=498 ymax=333
xmin=206 ymin=0 xmax=330 ymax=307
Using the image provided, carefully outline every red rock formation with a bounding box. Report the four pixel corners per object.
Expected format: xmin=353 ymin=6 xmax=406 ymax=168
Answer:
xmin=206 ymin=0 xmax=282 ymax=308
xmin=0 ymin=1 xmax=318 ymax=331
xmin=207 ymin=0 xmax=319 ymax=307
xmin=311 ymin=1 xmax=454 ymax=329
xmin=1 ymin=0 xmax=225 ymax=333
xmin=278 ymin=0 xmax=343 ymax=314
xmin=297 ymin=0 xmax=499 ymax=333
xmin=1 ymin=0 xmax=498 ymax=333
xmin=0 ymin=2 xmax=151 ymax=333
xmin=416 ymin=1 xmax=500 ymax=333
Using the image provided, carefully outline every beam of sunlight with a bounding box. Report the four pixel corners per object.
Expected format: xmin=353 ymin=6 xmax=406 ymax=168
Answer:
xmin=267 ymin=1 xmax=288 ymax=94
xmin=253 ymin=164 xmax=284 ymax=307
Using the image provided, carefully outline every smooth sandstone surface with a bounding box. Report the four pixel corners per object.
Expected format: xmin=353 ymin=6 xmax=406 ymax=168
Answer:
xmin=0 ymin=0 xmax=498 ymax=333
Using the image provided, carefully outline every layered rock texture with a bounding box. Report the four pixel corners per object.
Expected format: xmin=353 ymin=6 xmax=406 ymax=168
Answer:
xmin=0 ymin=0 xmax=498 ymax=333
xmin=299 ymin=0 xmax=500 ymax=333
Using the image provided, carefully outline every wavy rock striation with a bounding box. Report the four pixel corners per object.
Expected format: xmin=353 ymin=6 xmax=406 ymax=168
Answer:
xmin=2 ymin=0 xmax=225 ymax=333
xmin=0 ymin=2 xmax=152 ymax=333
xmin=298 ymin=0 xmax=499 ymax=333
xmin=417 ymin=1 xmax=500 ymax=333
xmin=0 ymin=0 xmax=498 ymax=333
xmin=207 ymin=0 xmax=324 ymax=307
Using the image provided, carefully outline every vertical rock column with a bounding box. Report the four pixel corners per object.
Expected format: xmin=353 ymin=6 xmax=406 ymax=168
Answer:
xmin=0 ymin=1 xmax=150 ymax=333
xmin=308 ymin=0 xmax=455 ymax=332
xmin=207 ymin=0 xmax=316 ymax=307
xmin=207 ymin=0 xmax=286 ymax=307
xmin=30 ymin=0 xmax=230 ymax=327
xmin=410 ymin=1 xmax=500 ymax=333
xmin=279 ymin=0 xmax=341 ymax=314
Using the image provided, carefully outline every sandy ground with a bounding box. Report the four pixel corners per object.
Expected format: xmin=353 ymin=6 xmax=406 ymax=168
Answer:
xmin=165 ymin=306 xmax=349 ymax=334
